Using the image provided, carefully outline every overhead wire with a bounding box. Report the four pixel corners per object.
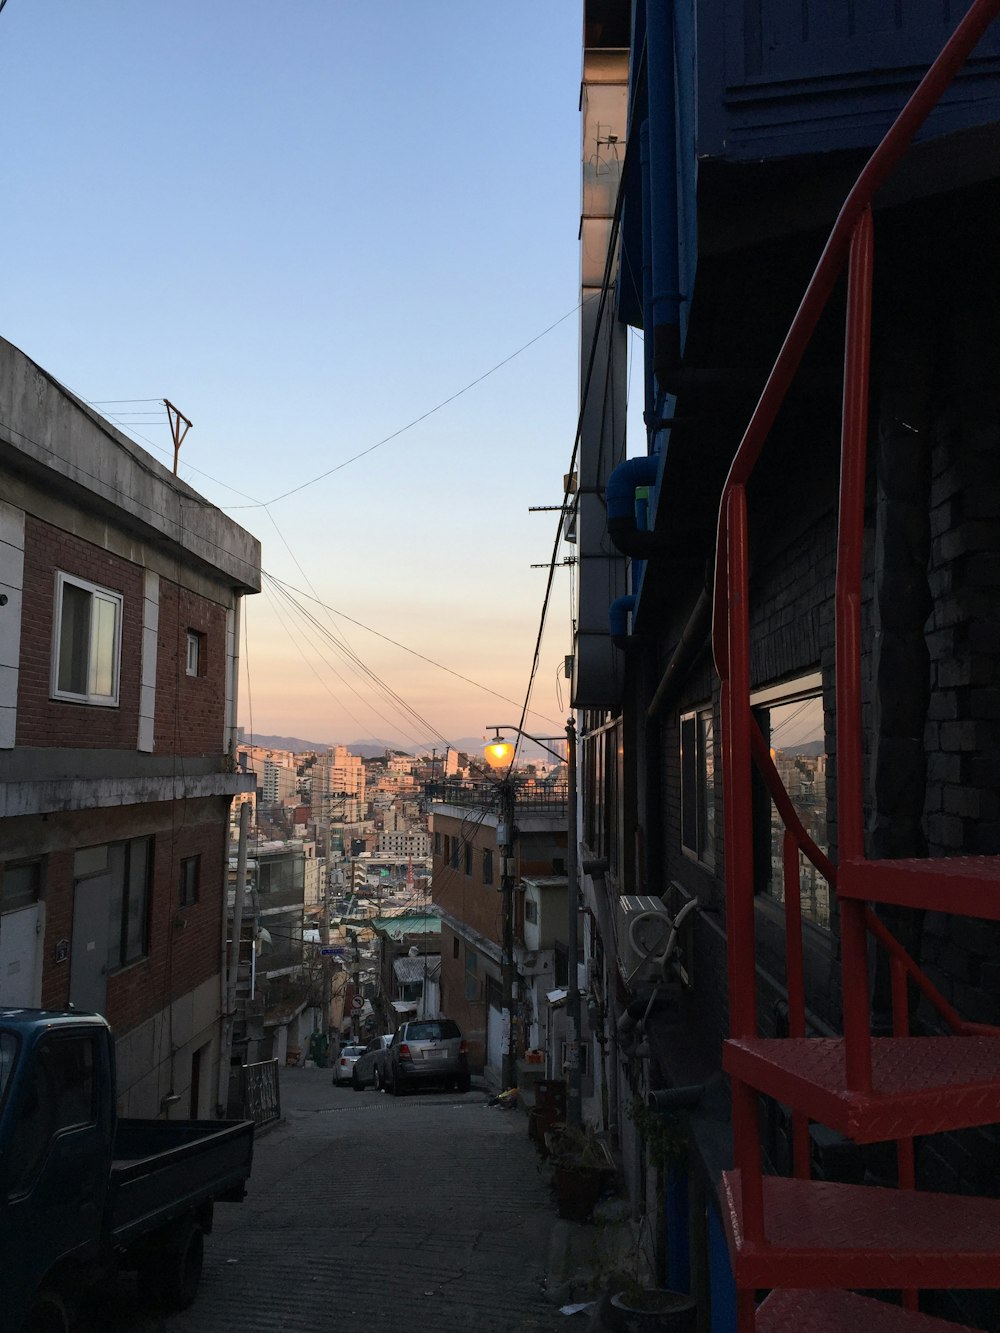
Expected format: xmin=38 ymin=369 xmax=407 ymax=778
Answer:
xmin=507 ymin=35 xmax=647 ymax=767
xmin=248 ymin=300 xmax=591 ymax=510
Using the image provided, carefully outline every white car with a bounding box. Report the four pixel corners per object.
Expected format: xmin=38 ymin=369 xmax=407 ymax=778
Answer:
xmin=332 ymin=1044 xmax=367 ymax=1086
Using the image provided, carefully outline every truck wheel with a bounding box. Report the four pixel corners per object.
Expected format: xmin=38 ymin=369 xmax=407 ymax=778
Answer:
xmin=24 ymin=1292 xmax=70 ymax=1333
xmin=146 ymin=1218 xmax=204 ymax=1311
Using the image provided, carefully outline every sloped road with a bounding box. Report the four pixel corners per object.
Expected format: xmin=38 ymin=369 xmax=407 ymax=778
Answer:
xmin=106 ymin=1068 xmax=567 ymax=1333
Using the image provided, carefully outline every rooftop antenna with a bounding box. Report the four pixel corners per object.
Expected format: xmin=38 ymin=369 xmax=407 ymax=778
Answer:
xmin=165 ymin=399 xmax=192 ymax=476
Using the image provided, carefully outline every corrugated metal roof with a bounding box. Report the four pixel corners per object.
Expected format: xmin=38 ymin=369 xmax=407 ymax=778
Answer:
xmin=393 ymin=954 xmax=442 ymax=983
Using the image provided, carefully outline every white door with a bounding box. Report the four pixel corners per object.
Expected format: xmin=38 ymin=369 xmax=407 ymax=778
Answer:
xmin=0 ymin=902 xmax=44 ymax=1006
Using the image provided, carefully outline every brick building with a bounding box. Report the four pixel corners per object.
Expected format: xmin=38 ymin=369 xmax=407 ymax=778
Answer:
xmin=0 ymin=336 xmax=260 ymax=1119
xmin=429 ymin=778 xmax=568 ymax=1079
xmin=568 ymin=2 xmax=1000 ymax=1328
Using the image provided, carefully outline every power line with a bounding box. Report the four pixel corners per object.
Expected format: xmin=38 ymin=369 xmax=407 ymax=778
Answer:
xmin=228 ymin=300 xmax=592 ymax=510
xmin=262 ymin=571 xmax=563 ymax=729
xmin=509 ymin=38 xmax=647 ymax=755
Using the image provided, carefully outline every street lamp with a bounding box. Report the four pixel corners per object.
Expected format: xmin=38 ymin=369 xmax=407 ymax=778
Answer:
xmin=483 ymin=721 xmax=580 ymax=1128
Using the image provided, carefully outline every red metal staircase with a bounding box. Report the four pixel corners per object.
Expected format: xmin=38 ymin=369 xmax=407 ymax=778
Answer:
xmin=710 ymin=3 xmax=1000 ymax=1328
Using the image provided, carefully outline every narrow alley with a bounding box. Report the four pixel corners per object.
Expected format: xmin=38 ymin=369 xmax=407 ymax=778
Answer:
xmin=111 ymin=1070 xmax=568 ymax=1333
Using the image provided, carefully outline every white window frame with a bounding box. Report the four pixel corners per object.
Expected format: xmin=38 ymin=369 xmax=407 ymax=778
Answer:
xmin=749 ymin=671 xmax=829 ymax=931
xmin=680 ymin=703 xmax=715 ymax=868
xmin=51 ymin=572 xmax=123 ymax=707
xmin=186 ymin=629 xmax=202 ymax=677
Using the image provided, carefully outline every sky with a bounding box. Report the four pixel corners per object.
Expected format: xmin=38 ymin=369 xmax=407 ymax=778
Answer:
xmin=0 ymin=1 xmax=595 ymax=754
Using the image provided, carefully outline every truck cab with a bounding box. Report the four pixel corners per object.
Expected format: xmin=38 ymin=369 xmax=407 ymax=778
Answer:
xmin=0 ymin=1008 xmax=254 ymax=1332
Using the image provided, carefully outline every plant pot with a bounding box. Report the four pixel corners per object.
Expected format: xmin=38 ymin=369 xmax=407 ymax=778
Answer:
xmin=610 ymin=1289 xmax=697 ymax=1333
xmin=553 ymin=1164 xmax=604 ymax=1222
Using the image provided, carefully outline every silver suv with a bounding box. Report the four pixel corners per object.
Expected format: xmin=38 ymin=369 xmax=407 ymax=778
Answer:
xmin=380 ymin=1018 xmax=471 ymax=1095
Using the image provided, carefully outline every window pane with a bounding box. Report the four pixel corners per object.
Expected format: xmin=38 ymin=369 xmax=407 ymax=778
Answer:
xmin=58 ymin=582 xmax=90 ymax=694
xmin=50 ymin=1036 xmax=97 ymax=1131
xmin=125 ymin=840 xmax=150 ymax=963
xmin=89 ymin=594 xmax=118 ymax=698
xmin=2 ymin=862 xmax=41 ymax=914
xmin=106 ymin=844 xmax=127 ymax=969
xmin=0 ymin=1033 xmax=18 ymax=1107
xmin=699 ymin=713 xmax=715 ymax=866
xmin=764 ymin=693 xmax=829 ymax=928
xmin=680 ymin=716 xmax=697 ymax=852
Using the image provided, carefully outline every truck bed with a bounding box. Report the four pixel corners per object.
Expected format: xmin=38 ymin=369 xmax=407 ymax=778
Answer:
xmin=109 ymin=1117 xmax=254 ymax=1246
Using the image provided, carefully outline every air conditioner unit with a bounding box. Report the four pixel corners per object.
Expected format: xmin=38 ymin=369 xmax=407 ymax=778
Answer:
xmin=616 ymin=896 xmax=671 ymax=985
xmin=616 ymin=893 xmax=698 ymax=987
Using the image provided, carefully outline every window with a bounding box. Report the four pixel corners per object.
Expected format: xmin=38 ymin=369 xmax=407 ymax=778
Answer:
xmin=6 ymin=1035 xmax=97 ymax=1195
xmin=1 ymin=860 xmax=42 ymax=915
xmin=434 ymin=831 xmax=442 ymax=855
xmin=185 ymin=630 xmax=203 ymax=677
xmin=75 ymin=838 xmax=152 ymax=970
xmin=482 ymin=848 xmax=493 ymax=886
xmin=450 ymin=839 xmax=460 ymax=871
xmin=51 ymin=572 xmax=122 ymax=706
xmin=179 ymin=855 xmax=200 ymax=907
xmin=452 ymin=935 xmax=460 ymax=960
xmin=464 ymin=843 xmax=473 ymax=876
xmin=751 ymin=673 xmax=829 ymax=929
xmin=680 ymin=705 xmax=715 ymax=867
xmin=524 ymin=898 xmax=538 ymax=925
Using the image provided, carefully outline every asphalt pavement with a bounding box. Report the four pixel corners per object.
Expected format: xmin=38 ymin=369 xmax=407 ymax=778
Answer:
xmin=103 ymin=1067 xmax=573 ymax=1333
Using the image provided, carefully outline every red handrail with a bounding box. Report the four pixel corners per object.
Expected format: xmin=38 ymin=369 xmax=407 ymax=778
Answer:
xmin=714 ymin=0 xmax=1000 ymax=1050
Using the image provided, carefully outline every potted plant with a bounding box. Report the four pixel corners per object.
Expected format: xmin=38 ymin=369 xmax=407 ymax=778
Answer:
xmin=609 ymin=1099 xmax=695 ymax=1329
xmin=608 ymin=1283 xmax=696 ymax=1332
xmin=546 ymin=1123 xmax=616 ymax=1222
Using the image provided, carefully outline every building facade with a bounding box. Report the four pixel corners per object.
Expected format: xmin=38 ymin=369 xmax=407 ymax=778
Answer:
xmin=0 ymin=336 xmax=260 ymax=1119
xmin=569 ymin=3 xmax=1000 ymax=1329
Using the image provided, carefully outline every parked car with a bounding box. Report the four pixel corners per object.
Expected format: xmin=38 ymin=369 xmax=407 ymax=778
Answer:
xmin=331 ymin=1044 xmax=367 ymax=1086
xmin=351 ymin=1034 xmax=393 ymax=1091
xmin=381 ymin=1019 xmax=471 ymax=1096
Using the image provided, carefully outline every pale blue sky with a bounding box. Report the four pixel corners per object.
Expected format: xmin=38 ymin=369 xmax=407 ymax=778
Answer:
xmin=1 ymin=1 xmax=600 ymax=751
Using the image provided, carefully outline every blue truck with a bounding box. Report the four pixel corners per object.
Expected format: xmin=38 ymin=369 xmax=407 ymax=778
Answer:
xmin=0 ymin=1007 xmax=255 ymax=1332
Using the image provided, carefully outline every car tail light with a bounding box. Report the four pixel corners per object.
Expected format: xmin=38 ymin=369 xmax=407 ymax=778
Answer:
xmin=459 ymin=1040 xmax=468 ymax=1055
xmin=399 ymin=1043 xmax=411 ymax=1058
xmin=340 ymin=1057 xmax=348 ymax=1067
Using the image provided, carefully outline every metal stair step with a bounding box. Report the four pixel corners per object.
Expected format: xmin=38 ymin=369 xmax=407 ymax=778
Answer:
xmin=723 ymin=1170 xmax=1000 ymax=1289
xmin=724 ymin=1036 xmax=1000 ymax=1141
xmin=756 ymin=1289 xmax=982 ymax=1331
xmin=839 ymin=856 xmax=1000 ymax=917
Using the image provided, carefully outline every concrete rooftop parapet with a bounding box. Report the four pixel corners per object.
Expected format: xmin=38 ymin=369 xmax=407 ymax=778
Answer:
xmin=0 ymin=336 xmax=261 ymax=592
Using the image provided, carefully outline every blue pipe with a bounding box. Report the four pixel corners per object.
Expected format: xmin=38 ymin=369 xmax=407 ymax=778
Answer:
xmin=607 ymin=454 xmax=661 ymax=557
xmin=646 ymin=0 xmax=681 ymax=391
xmin=609 ymin=594 xmax=637 ymax=651
xmin=640 ymin=120 xmax=655 ymax=431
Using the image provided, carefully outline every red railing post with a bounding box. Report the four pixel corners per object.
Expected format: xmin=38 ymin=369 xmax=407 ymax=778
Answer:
xmin=724 ymin=486 xmax=757 ymax=1040
xmin=836 ymin=209 xmax=875 ymax=1094
xmin=783 ymin=831 xmax=811 ymax=1179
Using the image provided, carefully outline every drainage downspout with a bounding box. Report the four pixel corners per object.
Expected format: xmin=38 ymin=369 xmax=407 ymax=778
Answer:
xmin=640 ymin=119 xmax=656 ymax=432
xmin=583 ymin=856 xmax=622 ymax=1143
xmin=607 ymin=453 xmax=662 ymax=557
xmin=610 ymin=594 xmax=637 ymax=651
xmin=646 ymin=0 xmax=681 ymax=394
xmin=647 ymin=584 xmax=713 ymax=720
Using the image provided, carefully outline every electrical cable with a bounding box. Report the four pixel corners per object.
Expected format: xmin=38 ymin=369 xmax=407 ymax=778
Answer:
xmin=508 ymin=37 xmax=647 ymax=761
xmin=255 ymin=300 xmax=593 ymax=509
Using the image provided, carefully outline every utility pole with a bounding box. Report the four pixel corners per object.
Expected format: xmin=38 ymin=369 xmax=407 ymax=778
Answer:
xmin=499 ymin=777 xmax=517 ymax=1090
xmin=564 ymin=718 xmax=582 ymax=1129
